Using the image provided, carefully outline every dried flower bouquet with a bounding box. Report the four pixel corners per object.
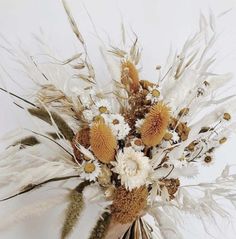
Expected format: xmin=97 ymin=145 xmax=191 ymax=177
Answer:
xmin=0 ymin=1 xmax=236 ymax=239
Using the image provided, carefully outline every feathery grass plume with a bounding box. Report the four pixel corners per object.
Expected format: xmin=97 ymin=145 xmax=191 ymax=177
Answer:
xmin=141 ymin=102 xmax=170 ymax=146
xmin=61 ymin=181 xmax=90 ymax=239
xmin=88 ymin=212 xmax=111 ymax=239
xmin=111 ymin=186 xmax=148 ymax=224
xmin=90 ymin=121 xmax=117 ymax=164
xmin=28 ymin=108 xmax=74 ymax=141
xmin=121 ymin=60 xmax=140 ymax=93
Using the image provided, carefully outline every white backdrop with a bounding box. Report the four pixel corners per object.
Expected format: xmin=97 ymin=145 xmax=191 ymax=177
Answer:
xmin=0 ymin=0 xmax=236 ymax=238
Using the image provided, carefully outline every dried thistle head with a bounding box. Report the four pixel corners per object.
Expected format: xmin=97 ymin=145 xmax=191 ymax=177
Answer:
xmin=111 ymin=186 xmax=148 ymax=224
xmin=121 ymin=60 xmax=140 ymax=93
xmin=141 ymin=103 xmax=170 ymax=146
xmin=90 ymin=121 xmax=117 ymax=164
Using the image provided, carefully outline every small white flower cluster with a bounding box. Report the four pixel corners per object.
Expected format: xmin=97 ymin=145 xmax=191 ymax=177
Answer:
xmin=103 ymin=114 xmax=130 ymax=140
xmin=83 ymin=99 xmax=112 ymax=123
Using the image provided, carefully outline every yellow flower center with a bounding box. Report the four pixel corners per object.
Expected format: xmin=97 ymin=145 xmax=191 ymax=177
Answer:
xmin=99 ymin=106 xmax=108 ymax=113
xmin=151 ymin=89 xmax=160 ymax=97
xmin=84 ymin=162 xmax=96 ymax=173
xmin=112 ymin=119 xmax=120 ymax=125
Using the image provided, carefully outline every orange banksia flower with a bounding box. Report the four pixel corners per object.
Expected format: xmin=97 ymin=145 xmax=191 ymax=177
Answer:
xmin=90 ymin=121 xmax=117 ymax=164
xmin=121 ymin=60 xmax=140 ymax=93
xmin=141 ymin=102 xmax=170 ymax=146
xmin=111 ymin=186 xmax=148 ymax=224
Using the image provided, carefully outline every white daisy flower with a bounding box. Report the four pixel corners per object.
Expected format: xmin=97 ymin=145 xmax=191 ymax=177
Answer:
xmin=130 ymin=138 xmax=145 ymax=151
xmin=80 ymin=160 xmax=101 ymax=182
xmin=92 ymin=99 xmax=112 ymax=114
xmin=146 ymin=85 xmax=163 ymax=103
xmin=135 ymin=118 xmax=144 ymax=133
xmin=111 ymin=147 xmax=151 ymax=190
xmin=82 ymin=99 xmax=111 ymax=123
xmin=103 ymin=114 xmax=130 ymax=140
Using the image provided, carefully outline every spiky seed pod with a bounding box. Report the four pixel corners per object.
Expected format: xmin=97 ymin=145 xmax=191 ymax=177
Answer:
xmin=90 ymin=122 xmax=117 ymax=164
xmin=111 ymin=186 xmax=148 ymax=224
xmin=141 ymin=103 xmax=170 ymax=146
xmin=121 ymin=60 xmax=140 ymax=93
xmin=89 ymin=212 xmax=111 ymax=239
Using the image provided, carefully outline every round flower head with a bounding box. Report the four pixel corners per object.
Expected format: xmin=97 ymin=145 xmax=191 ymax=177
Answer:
xmin=90 ymin=121 xmax=117 ymax=164
xmin=92 ymin=99 xmax=112 ymax=114
xmin=111 ymin=147 xmax=151 ymax=190
xmin=146 ymin=85 xmax=162 ymax=104
xmin=141 ymin=102 xmax=170 ymax=146
xmin=80 ymin=160 xmax=101 ymax=182
xmin=103 ymin=114 xmax=131 ymax=140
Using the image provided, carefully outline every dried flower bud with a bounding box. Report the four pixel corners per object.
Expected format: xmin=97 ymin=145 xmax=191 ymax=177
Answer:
xmin=223 ymin=113 xmax=231 ymax=121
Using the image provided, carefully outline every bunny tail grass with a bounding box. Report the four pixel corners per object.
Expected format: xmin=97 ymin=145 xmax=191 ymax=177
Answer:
xmin=61 ymin=181 xmax=90 ymax=239
xmin=88 ymin=212 xmax=111 ymax=239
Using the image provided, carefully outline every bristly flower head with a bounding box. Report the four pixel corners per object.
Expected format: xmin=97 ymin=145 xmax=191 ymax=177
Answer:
xmin=111 ymin=147 xmax=151 ymax=190
xmin=141 ymin=102 xmax=170 ymax=146
xmin=90 ymin=121 xmax=117 ymax=164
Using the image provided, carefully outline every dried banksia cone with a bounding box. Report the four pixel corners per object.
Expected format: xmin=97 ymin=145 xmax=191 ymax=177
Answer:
xmin=121 ymin=60 xmax=140 ymax=93
xmin=141 ymin=103 xmax=170 ymax=146
xmin=90 ymin=122 xmax=117 ymax=164
xmin=111 ymin=186 xmax=148 ymax=224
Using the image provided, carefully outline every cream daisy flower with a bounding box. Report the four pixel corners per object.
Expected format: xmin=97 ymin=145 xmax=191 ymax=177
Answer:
xmin=80 ymin=160 xmax=101 ymax=182
xmin=82 ymin=99 xmax=112 ymax=123
xmin=146 ymin=85 xmax=163 ymax=103
xmin=111 ymin=147 xmax=151 ymax=190
xmin=92 ymin=99 xmax=112 ymax=114
xmin=103 ymin=114 xmax=130 ymax=140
